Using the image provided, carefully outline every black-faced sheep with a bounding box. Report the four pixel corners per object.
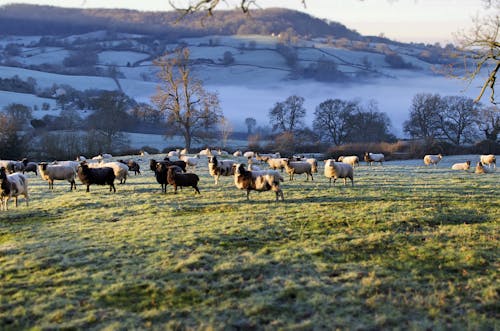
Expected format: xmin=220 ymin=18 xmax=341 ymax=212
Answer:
xmin=154 ymin=162 xmax=183 ymax=193
xmin=364 ymin=152 xmax=385 ymax=166
xmin=283 ymin=159 xmax=313 ymax=181
xmin=423 ymin=154 xmax=443 ymax=166
xmin=167 ymin=167 xmax=200 ymax=194
xmin=475 ymin=161 xmax=494 ymax=174
xmin=0 ymin=166 xmax=29 ymax=210
xmin=233 ymin=163 xmax=284 ymax=201
xmin=38 ymin=162 xmax=77 ymax=190
xmin=21 ymin=159 xmax=38 ymax=175
xmin=77 ymin=162 xmax=116 ymax=193
xmin=324 ymin=159 xmax=354 ymax=186
xmin=208 ymin=156 xmax=235 ymax=185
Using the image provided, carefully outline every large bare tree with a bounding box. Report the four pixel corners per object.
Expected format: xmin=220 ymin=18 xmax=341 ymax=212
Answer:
xmin=152 ymin=47 xmax=222 ymax=149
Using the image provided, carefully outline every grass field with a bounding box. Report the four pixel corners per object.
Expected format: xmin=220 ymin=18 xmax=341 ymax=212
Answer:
xmin=0 ymin=155 xmax=498 ymax=330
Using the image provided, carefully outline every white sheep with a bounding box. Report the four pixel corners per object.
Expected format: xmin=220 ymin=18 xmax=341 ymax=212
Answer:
xmin=168 ymin=150 xmax=180 ymax=158
xmin=480 ymin=154 xmax=496 ymax=168
xmin=208 ymin=156 xmax=235 ymax=185
xmin=243 ymin=151 xmax=255 ymax=158
xmin=364 ymin=152 xmax=385 ymax=166
xmin=423 ymin=154 xmax=443 ymax=166
xmin=233 ymin=150 xmax=242 ymax=157
xmin=266 ymin=157 xmax=288 ymax=172
xmin=180 ymin=154 xmax=199 ymax=169
xmin=306 ymin=158 xmax=318 ymax=173
xmin=0 ymin=160 xmax=15 ymax=173
xmin=198 ymin=148 xmax=211 ymax=157
xmin=338 ymin=155 xmax=359 ymax=167
xmin=451 ymin=160 xmax=471 ymax=171
xmin=52 ymin=160 xmax=80 ymax=172
xmin=38 ymin=162 xmax=77 ymax=190
xmin=233 ymin=163 xmax=284 ymax=201
xmin=324 ymin=159 xmax=354 ymax=186
xmin=0 ymin=167 xmax=29 ymax=210
xmin=284 ymin=159 xmax=313 ymax=181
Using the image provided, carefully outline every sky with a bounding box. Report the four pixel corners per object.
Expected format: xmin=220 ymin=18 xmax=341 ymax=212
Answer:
xmin=0 ymin=0 xmax=491 ymax=44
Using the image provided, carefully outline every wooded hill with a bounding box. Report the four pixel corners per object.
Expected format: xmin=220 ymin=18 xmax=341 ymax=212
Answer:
xmin=0 ymin=4 xmax=362 ymax=40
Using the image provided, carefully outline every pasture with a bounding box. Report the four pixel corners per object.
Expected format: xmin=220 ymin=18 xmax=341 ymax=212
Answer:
xmin=0 ymin=155 xmax=498 ymax=330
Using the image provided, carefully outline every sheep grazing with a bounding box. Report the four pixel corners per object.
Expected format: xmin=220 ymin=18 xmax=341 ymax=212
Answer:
xmin=364 ymin=152 xmax=385 ymax=166
xmin=324 ymin=159 xmax=354 ymax=187
xmin=475 ymin=161 xmax=494 ymax=174
xmin=233 ymin=163 xmax=284 ymax=201
xmin=0 ymin=166 xmax=29 ymax=210
xmin=338 ymin=155 xmax=359 ymax=167
xmin=77 ymin=162 xmax=116 ymax=193
xmin=283 ymin=159 xmax=313 ymax=181
xmin=166 ymin=166 xmax=200 ymax=194
xmin=451 ymin=160 xmax=471 ymax=171
xmin=38 ymin=162 xmax=77 ymax=190
xmin=21 ymin=159 xmax=38 ymax=175
xmin=118 ymin=159 xmax=141 ymax=175
xmin=480 ymin=154 xmax=496 ymax=168
xmin=423 ymin=154 xmax=443 ymax=166
xmin=208 ymin=156 xmax=235 ymax=185
xmin=266 ymin=157 xmax=288 ymax=172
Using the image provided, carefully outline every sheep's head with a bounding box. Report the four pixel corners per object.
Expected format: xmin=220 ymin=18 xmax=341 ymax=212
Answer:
xmin=38 ymin=162 xmax=48 ymax=171
xmin=233 ymin=163 xmax=245 ymax=175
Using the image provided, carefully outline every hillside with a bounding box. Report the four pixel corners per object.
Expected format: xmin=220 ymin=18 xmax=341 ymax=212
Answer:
xmin=0 ymin=4 xmax=475 ymax=143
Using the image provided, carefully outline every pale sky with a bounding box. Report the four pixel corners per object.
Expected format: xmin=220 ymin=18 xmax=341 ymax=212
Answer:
xmin=0 ymin=0 xmax=491 ymax=44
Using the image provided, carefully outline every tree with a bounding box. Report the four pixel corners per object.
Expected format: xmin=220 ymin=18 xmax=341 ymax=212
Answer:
xmin=3 ymin=103 xmax=32 ymax=130
xmin=347 ymin=100 xmax=395 ymax=143
xmin=219 ymin=117 xmax=233 ymax=148
xmin=269 ymin=95 xmax=306 ymax=133
xmin=403 ymin=93 xmax=443 ymax=142
xmin=170 ymin=0 xmax=306 ymax=16
xmin=437 ymin=96 xmax=481 ymax=145
xmin=313 ymin=98 xmax=357 ymax=145
xmin=456 ymin=1 xmax=499 ymax=103
xmin=0 ymin=113 xmax=24 ymax=159
xmin=245 ymin=117 xmax=257 ymax=135
xmin=86 ymin=91 xmax=132 ymax=151
xmin=151 ymin=47 xmax=223 ymax=149
xmin=478 ymin=105 xmax=500 ymax=141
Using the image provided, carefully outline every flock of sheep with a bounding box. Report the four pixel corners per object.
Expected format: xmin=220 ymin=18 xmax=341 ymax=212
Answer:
xmin=0 ymin=148 xmax=497 ymax=209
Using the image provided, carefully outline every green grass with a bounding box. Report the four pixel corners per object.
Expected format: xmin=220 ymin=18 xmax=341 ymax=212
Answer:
xmin=0 ymin=156 xmax=498 ymax=330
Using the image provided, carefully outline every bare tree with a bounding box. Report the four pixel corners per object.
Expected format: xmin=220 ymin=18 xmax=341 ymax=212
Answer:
xmin=313 ymin=98 xmax=357 ymax=145
xmin=169 ymin=0 xmax=306 ymax=16
xmin=269 ymin=95 xmax=306 ymax=133
xmin=151 ymin=47 xmax=222 ymax=149
xmin=478 ymin=105 xmax=500 ymax=140
xmin=245 ymin=117 xmax=257 ymax=135
xmin=437 ymin=96 xmax=481 ymax=145
xmin=3 ymin=103 xmax=32 ymax=130
xmin=219 ymin=117 xmax=233 ymax=148
xmin=456 ymin=0 xmax=499 ymax=104
xmin=403 ymin=93 xmax=443 ymax=142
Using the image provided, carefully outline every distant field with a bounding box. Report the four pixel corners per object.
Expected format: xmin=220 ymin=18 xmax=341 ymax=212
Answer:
xmin=0 ymin=155 xmax=498 ymax=330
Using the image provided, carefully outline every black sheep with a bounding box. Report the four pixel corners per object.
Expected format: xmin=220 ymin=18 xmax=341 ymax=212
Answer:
xmin=166 ymin=167 xmax=200 ymax=194
xmin=118 ymin=159 xmax=141 ymax=175
xmin=77 ymin=162 xmax=116 ymax=193
xmin=154 ymin=163 xmax=183 ymax=193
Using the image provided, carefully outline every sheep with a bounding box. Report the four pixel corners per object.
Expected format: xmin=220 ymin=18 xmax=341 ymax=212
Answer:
xmin=0 ymin=160 xmax=15 ymax=174
xmin=208 ymin=155 xmax=235 ymax=185
xmin=364 ymin=152 xmax=385 ymax=166
xmin=167 ymin=150 xmax=180 ymax=158
xmin=218 ymin=149 xmax=229 ymax=156
xmin=38 ymin=162 xmax=77 ymax=190
xmin=451 ymin=160 xmax=471 ymax=171
xmin=248 ymin=163 xmax=261 ymax=171
xmin=163 ymin=157 xmax=187 ymax=172
xmin=243 ymin=151 xmax=255 ymax=158
xmin=21 ymin=159 xmax=38 ymax=175
xmin=480 ymin=154 xmax=496 ymax=168
xmin=140 ymin=150 xmax=149 ymax=156
xmin=233 ymin=163 xmax=284 ymax=201
xmin=102 ymin=153 xmax=112 ymax=159
xmin=154 ymin=162 xmax=183 ymax=193
xmin=338 ymin=155 xmax=359 ymax=167
xmin=76 ymin=155 xmax=87 ymax=161
xmin=11 ymin=161 xmax=25 ymax=173
xmin=198 ymin=148 xmax=211 ymax=157
xmin=423 ymin=154 xmax=443 ymax=166
xmin=233 ymin=150 xmax=242 ymax=157
xmin=0 ymin=166 xmax=29 ymax=210
xmin=283 ymin=159 xmax=313 ymax=181
xmin=306 ymin=158 xmax=318 ymax=173
xmin=166 ymin=166 xmax=200 ymax=194
xmin=324 ymin=159 xmax=354 ymax=187
xmin=180 ymin=154 xmax=199 ymax=169
xmin=98 ymin=162 xmax=129 ymax=184
xmin=475 ymin=161 xmax=494 ymax=174
xmin=180 ymin=148 xmax=188 ymax=155
xmin=118 ymin=159 xmax=141 ymax=175
xmin=77 ymin=162 xmax=116 ymax=193
xmin=266 ymin=157 xmax=288 ymax=172
xmin=52 ymin=160 xmax=80 ymax=172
